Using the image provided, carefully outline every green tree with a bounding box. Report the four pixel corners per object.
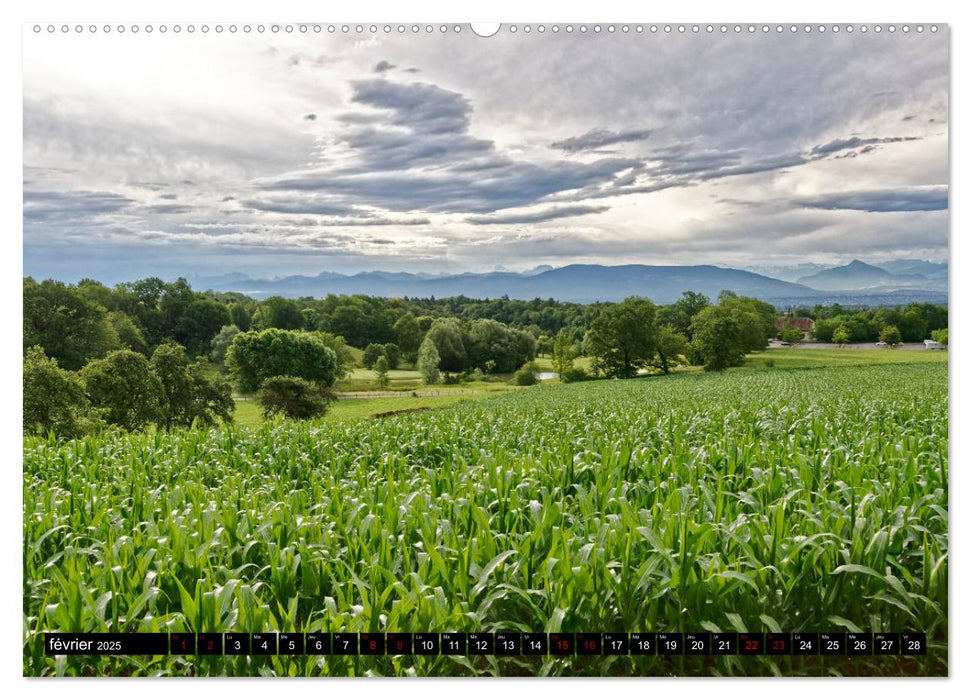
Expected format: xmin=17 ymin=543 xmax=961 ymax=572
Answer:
xmin=832 ymin=326 xmax=851 ymax=347
xmin=107 ymin=311 xmax=146 ymax=354
xmin=690 ymin=295 xmax=775 ymax=371
xmin=157 ymin=279 xmax=230 ymax=356
xmin=536 ymin=334 xmax=553 ymax=357
xmin=417 ymin=336 xmax=441 ymax=385
xmin=325 ymin=300 xmax=394 ymax=348
xmin=382 ymin=342 xmax=401 ymax=369
xmin=551 ymin=329 xmax=577 ymax=376
xmin=24 ymin=278 xmax=120 ymax=370
xmin=588 ymin=297 xmax=658 ymax=378
xmin=80 ymin=350 xmax=162 ymax=431
xmin=781 ymin=325 xmax=803 ymax=345
xmin=151 ymin=342 xmax=233 ymax=429
xmin=879 ymin=325 xmax=902 ymax=347
xmin=690 ymin=306 xmax=750 ymax=371
xmin=393 ymin=312 xmax=422 ymax=363
xmin=657 ymin=291 xmax=711 ymax=339
xmin=257 ymin=376 xmax=335 ymax=420
xmin=185 ymin=361 xmax=235 ymax=428
xmin=363 ymin=343 xmax=386 ymax=369
xmin=228 ymin=302 xmax=252 ymax=332
xmin=210 ymin=324 xmax=241 ymax=365
xmin=252 ymin=296 xmax=304 ymax=330
xmin=374 ymin=355 xmax=390 ymax=388
xmin=931 ymin=328 xmax=948 ymax=347
xmin=466 ymin=318 xmax=535 ymax=374
xmin=310 ymin=331 xmax=355 ymax=380
xmin=23 ymin=347 xmax=102 ymax=438
xmin=511 ymin=361 xmax=539 ymax=386
xmin=225 ymin=329 xmax=338 ymax=392
xmin=653 ymin=325 xmax=689 ymax=374
xmin=425 ymin=318 xmax=467 ymax=373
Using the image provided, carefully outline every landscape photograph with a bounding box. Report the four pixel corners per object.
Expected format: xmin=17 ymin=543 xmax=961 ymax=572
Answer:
xmin=22 ymin=23 xmax=948 ymax=677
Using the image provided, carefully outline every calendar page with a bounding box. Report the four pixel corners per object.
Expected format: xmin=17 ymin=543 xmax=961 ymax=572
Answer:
xmin=22 ymin=21 xmax=948 ymax=678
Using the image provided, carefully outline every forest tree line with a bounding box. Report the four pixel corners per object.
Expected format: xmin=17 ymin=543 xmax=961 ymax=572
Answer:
xmin=23 ymin=276 xmax=947 ymax=436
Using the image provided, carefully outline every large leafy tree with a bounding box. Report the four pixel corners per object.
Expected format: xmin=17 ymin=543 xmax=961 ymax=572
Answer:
xmin=879 ymin=325 xmax=903 ymax=347
xmin=258 ymin=376 xmax=335 ymax=420
xmin=832 ymin=326 xmax=851 ymax=347
xmin=425 ymin=318 xmax=467 ymax=373
xmin=383 ymin=343 xmax=401 ymax=369
xmin=588 ymin=297 xmax=658 ymax=378
xmin=210 ymin=324 xmax=241 ymax=365
xmin=323 ymin=299 xmax=395 ymax=348
xmin=465 ymin=318 xmax=536 ymax=374
xmin=252 ymin=296 xmax=304 ymax=331
xmin=309 ymin=331 xmax=355 ymax=380
xmin=107 ymin=310 xmax=147 ymax=354
xmin=150 ymin=342 xmax=233 ymax=429
xmin=656 ymin=291 xmax=711 ymax=339
xmin=23 ymin=347 xmax=103 ymax=438
xmin=689 ymin=295 xmax=773 ymax=371
xmin=80 ymin=350 xmax=162 ymax=431
xmin=225 ymin=328 xmax=338 ymax=392
xmin=363 ymin=343 xmax=386 ymax=369
xmin=653 ymin=325 xmax=689 ymax=374
xmin=417 ymin=336 xmax=441 ymax=384
xmin=158 ymin=279 xmax=231 ymax=356
xmin=393 ymin=312 xmax=423 ymax=362
xmin=23 ymin=278 xmax=120 ymax=370
xmin=551 ymin=328 xmax=577 ymax=376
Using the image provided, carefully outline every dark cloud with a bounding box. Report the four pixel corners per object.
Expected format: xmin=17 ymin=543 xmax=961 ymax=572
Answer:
xmin=263 ymin=79 xmax=639 ymax=213
xmin=23 ymin=190 xmax=133 ymax=223
xmin=144 ymin=204 xmax=194 ymax=214
xmin=373 ymin=60 xmax=396 ymax=73
xmin=550 ymin=127 xmax=653 ymax=153
xmin=304 ymin=113 xmax=317 ymax=121
xmin=267 ymin=157 xmax=638 ymax=213
xmin=797 ymin=186 xmax=948 ymax=213
xmin=646 ymin=147 xmax=745 ymax=176
xmin=241 ymin=196 xmax=431 ymax=226
xmin=350 ymin=79 xmax=473 ymax=136
xmin=158 ymin=193 xmax=178 ymax=200
xmin=467 ymin=205 xmax=610 ymax=225
xmin=809 ymin=136 xmax=920 ymax=158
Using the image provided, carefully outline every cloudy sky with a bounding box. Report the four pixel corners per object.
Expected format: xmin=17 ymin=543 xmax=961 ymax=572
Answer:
xmin=23 ymin=26 xmax=948 ymax=282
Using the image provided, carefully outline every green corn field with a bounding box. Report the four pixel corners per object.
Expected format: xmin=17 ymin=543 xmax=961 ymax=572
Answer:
xmin=23 ymin=360 xmax=948 ymax=676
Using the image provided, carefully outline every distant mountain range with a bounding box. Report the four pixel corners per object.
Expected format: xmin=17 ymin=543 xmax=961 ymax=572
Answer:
xmin=796 ymin=259 xmax=948 ymax=293
xmin=190 ymin=259 xmax=947 ymax=305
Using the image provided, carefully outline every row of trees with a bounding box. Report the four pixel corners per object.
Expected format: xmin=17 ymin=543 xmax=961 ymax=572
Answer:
xmin=25 ymin=277 xmax=231 ymax=370
xmin=26 ymin=275 xmax=947 ymax=376
xmin=810 ymin=303 xmax=947 ymax=344
xmin=570 ymin=291 xmax=775 ymax=377
xmin=24 ymin=344 xmax=233 ymax=437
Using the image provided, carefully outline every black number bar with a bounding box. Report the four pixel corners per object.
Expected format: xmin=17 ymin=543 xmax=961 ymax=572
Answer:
xmin=42 ymin=631 xmax=928 ymax=656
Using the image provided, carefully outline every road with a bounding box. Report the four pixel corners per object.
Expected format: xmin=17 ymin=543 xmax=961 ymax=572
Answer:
xmin=767 ymin=340 xmax=938 ymax=351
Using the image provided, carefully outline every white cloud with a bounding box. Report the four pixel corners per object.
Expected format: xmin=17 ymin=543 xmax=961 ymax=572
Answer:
xmin=22 ymin=28 xmax=949 ymax=281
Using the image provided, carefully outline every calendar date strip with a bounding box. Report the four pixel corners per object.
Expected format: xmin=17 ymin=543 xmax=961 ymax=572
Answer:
xmin=42 ymin=631 xmax=928 ymax=657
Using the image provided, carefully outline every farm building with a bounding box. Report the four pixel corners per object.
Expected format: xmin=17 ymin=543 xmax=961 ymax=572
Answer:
xmin=774 ymin=316 xmax=815 ymax=339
